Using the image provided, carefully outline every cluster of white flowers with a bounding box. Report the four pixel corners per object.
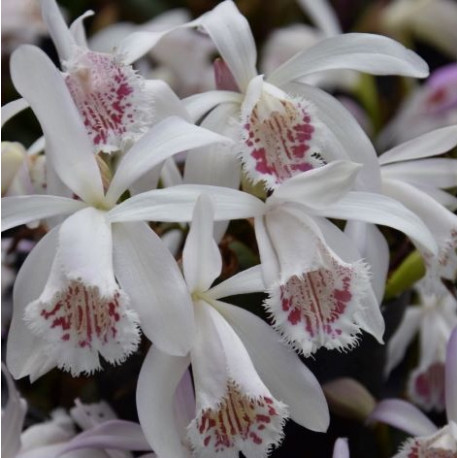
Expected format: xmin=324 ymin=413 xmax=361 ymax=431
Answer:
xmin=1 ymin=0 xmax=456 ymax=457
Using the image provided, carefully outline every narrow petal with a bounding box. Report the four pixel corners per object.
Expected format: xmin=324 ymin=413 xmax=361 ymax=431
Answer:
xmin=2 ymin=195 xmax=87 ymax=232
xmin=254 ymin=215 xmax=280 ymax=286
xmin=40 ymin=0 xmax=76 ymax=61
xmin=345 ymin=221 xmax=389 ymax=305
xmin=445 ymin=328 xmax=457 ymax=423
xmin=379 ymin=125 xmax=457 ymax=165
xmin=207 ymin=265 xmax=266 ymax=300
xmin=382 ymin=179 xmax=456 ymax=281
xmin=183 ymin=91 xmax=242 ymax=123
xmin=23 ymin=208 xmax=140 ymax=376
xmin=57 ymin=420 xmax=150 ymax=455
xmin=381 ymin=159 xmax=457 ymax=189
xmin=161 ymin=158 xmax=183 ymax=188
xmin=268 ymin=33 xmax=429 ymax=88
xmin=368 ymin=399 xmax=437 ymax=436
xmin=385 ymin=308 xmax=423 ymax=377
xmin=106 ymin=117 xmax=233 ymax=205
xmin=136 ymin=346 xmax=190 ymax=458
xmin=195 ymin=0 xmax=258 ymax=91
xmin=213 ymin=299 xmax=329 ymax=433
xmin=189 ymin=301 xmax=288 ymax=457
xmin=107 ymin=185 xmax=266 ymax=224
xmin=280 ymin=82 xmax=381 ymax=191
xmin=268 ymin=161 xmax=362 ymax=208
xmin=183 ymin=194 xmax=222 ymax=292
xmin=69 ymin=10 xmax=94 ymax=47
xmin=112 ymin=221 xmax=194 ymax=356
xmin=332 ymin=438 xmax=350 ymax=458
xmin=2 ymin=364 xmax=27 ymax=458
xmin=1 ymin=98 xmax=29 ymax=127
xmin=297 ymin=0 xmax=341 ymax=36
xmin=6 ymin=227 xmax=59 ymax=380
xmin=311 ymin=191 xmax=438 ymax=256
xmin=10 ymin=45 xmax=104 ymax=204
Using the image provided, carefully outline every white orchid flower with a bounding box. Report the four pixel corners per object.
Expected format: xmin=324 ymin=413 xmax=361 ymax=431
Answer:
xmin=369 ymin=328 xmax=457 ymax=458
xmin=32 ymin=0 xmax=176 ymax=153
xmin=385 ymin=283 xmax=456 ymax=412
xmin=137 ymin=194 xmax=329 ymax=458
xmin=252 ymin=160 xmax=437 ymax=355
xmin=378 ymin=64 xmax=457 ymax=148
xmin=2 ymin=364 xmax=152 ymax=458
xmin=163 ymin=0 xmax=429 ymax=193
xmin=2 ymin=44 xmax=264 ymax=380
xmin=379 ymin=125 xmax=457 ymax=289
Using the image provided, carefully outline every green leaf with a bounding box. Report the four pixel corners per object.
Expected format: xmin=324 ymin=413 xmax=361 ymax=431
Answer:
xmin=384 ymin=251 xmax=426 ymax=300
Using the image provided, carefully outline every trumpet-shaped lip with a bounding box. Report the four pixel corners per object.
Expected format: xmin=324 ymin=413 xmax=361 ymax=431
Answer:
xmin=64 ymin=49 xmax=153 ymax=153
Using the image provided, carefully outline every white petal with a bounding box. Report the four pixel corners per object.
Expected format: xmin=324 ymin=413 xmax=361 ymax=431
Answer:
xmin=112 ymin=221 xmax=194 ymax=357
xmin=184 ymin=101 xmax=241 ymax=242
xmin=40 ymin=0 xmax=76 ymax=61
xmin=143 ymin=79 xmax=190 ymax=122
xmin=2 ymin=195 xmax=87 ymax=232
xmin=280 ymin=82 xmax=381 ymax=192
xmin=6 ymin=227 xmax=59 ymax=380
xmin=446 ymin=328 xmax=456 ymax=423
xmin=189 ymin=301 xmax=288 ymax=457
xmin=379 ymin=125 xmax=457 ymax=165
xmin=196 ymin=0 xmax=258 ymax=91
xmin=381 ymin=159 xmax=457 ymax=189
xmin=183 ymin=194 xmax=221 ymax=292
xmin=207 ymin=265 xmax=266 ymax=300
xmin=368 ymin=399 xmax=437 ymax=436
xmin=1 ymin=98 xmax=29 ymax=127
xmin=23 ymin=208 xmax=140 ymax=376
xmin=213 ymin=300 xmax=329 ymax=432
xmin=136 ymin=346 xmax=191 ymax=458
xmin=382 ymin=179 xmax=456 ymax=277
xmin=332 ymin=438 xmax=350 ymax=458
xmin=269 ymin=161 xmax=362 ymax=208
xmin=385 ymin=308 xmax=423 ymax=377
xmin=161 ymin=158 xmax=183 ymax=188
xmin=254 ymin=215 xmax=280 ymax=286
xmin=311 ymin=191 xmax=438 ymax=256
xmin=57 ymin=420 xmax=150 ymax=454
xmin=10 ymin=46 xmax=104 ymax=204
xmin=106 ymin=117 xmax=233 ymax=205
xmin=345 ymin=221 xmax=389 ymax=305
xmin=26 ymin=136 xmax=45 ymax=156
xmin=107 ymin=185 xmax=266 ymax=224
xmin=183 ymin=91 xmax=242 ymax=123
xmin=415 ymin=185 xmax=457 ymax=211
xmin=297 ymin=0 xmax=341 ymax=36
xmin=69 ymin=11 xmax=94 ymax=48
xmin=268 ymin=33 xmax=429 ymax=88
xmin=2 ymin=364 xmax=27 ymax=457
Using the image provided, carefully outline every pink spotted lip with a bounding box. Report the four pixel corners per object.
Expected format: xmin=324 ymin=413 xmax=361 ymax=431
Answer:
xmin=64 ymin=50 xmax=153 ymax=153
xmin=408 ymin=362 xmax=446 ymax=412
xmin=188 ymin=381 xmax=287 ymax=457
xmin=24 ymin=278 xmax=140 ymax=376
xmin=241 ymin=91 xmax=326 ymax=189
xmin=265 ymin=243 xmax=371 ymax=355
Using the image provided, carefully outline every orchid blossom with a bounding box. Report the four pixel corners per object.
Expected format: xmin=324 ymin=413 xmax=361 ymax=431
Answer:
xmin=137 ymin=195 xmax=329 ymax=458
xmin=385 ymin=283 xmax=456 ymax=412
xmin=379 ymin=125 xmax=457 ymax=289
xmin=378 ymin=64 xmax=457 ymax=148
xmin=2 ymin=364 xmax=152 ymax=458
xmin=369 ymin=328 xmax=457 ymax=458
xmin=2 ymin=44 xmax=264 ymax=380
